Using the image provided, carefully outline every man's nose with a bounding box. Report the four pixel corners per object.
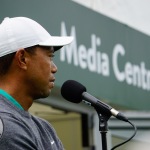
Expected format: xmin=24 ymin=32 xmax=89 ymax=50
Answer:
xmin=51 ymin=62 xmax=57 ymax=73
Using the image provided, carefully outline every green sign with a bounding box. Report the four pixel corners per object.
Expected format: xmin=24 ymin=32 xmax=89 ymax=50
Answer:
xmin=1 ymin=0 xmax=150 ymax=110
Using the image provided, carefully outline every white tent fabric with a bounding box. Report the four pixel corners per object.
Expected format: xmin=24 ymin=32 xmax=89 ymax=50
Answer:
xmin=72 ymin=0 xmax=150 ymax=36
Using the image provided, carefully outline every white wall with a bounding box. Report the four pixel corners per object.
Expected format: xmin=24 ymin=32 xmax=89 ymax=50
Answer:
xmin=72 ymin=0 xmax=150 ymax=36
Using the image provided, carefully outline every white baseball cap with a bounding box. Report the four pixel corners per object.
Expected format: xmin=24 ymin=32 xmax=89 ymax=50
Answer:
xmin=0 ymin=17 xmax=73 ymax=57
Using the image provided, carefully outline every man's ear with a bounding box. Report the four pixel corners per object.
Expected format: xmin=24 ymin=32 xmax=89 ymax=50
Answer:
xmin=15 ymin=49 xmax=29 ymax=70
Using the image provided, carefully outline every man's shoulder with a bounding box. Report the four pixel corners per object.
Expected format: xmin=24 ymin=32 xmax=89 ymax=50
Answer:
xmin=0 ymin=113 xmax=36 ymax=142
xmin=0 ymin=95 xmax=12 ymax=112
xmin=0 ymin=116 xmax=37 ymax=149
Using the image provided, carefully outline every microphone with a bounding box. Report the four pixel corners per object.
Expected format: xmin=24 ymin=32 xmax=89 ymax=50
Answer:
xmin=61 ymin=80 xmax=128 ymax=122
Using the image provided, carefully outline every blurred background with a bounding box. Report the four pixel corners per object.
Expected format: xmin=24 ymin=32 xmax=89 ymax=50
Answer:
xmin=1 ymin=0 xmax=150 ymax=149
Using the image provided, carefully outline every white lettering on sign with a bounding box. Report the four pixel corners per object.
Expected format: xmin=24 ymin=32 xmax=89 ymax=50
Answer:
xmin=60 ymin=22 xmax=109 ymax=77
xmin=60 ymin=22 xmax=150 ymax=91
xmin=112 ymin=44 xmax=150 ymax=91
xmin=112 ymin=44 xmax=125 ymax=82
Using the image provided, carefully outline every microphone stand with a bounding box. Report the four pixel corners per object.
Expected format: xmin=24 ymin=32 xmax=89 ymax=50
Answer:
xmin=95 ymin=107 xmax=111 ymax=150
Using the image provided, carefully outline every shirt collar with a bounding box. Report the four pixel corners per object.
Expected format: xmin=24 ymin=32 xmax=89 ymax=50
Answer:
xmin=0 ymin=89 xmax=24 ymax=110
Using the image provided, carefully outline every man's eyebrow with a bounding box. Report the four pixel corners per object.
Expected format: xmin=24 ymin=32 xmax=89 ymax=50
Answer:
xmin=49 ymin=47 xmax=54 ymax=53
xmin=48 ymin=46 xmax=54 ymax=52
xmin=40 ymin=46 xmax=54 ymax=52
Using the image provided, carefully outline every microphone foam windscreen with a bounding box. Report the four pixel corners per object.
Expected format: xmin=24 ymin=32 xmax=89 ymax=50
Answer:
xmin=61 ymin=80 xmax=86 ymax=103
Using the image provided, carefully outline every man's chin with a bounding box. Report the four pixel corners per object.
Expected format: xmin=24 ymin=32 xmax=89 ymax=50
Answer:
xmin=33 ymin=90 xmax=51 ymax=100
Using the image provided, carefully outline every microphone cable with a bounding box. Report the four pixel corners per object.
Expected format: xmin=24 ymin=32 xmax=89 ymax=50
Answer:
xmin=61 ymin=80 xmax=137 ymax=149
xmin=111 ymin=120 xmax=137 ymax=150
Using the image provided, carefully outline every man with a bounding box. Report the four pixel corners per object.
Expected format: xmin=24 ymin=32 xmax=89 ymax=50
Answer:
xmin=0 ymin=17 xmax=73 ymax=149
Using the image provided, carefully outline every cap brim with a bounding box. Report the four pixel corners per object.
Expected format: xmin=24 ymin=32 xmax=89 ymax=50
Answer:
xmin=38 ymin=36 xmax=73 ymax=51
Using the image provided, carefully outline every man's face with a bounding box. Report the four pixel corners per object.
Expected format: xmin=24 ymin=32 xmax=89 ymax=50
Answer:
xmin=25 ymin=46 xmax=57 ymax=99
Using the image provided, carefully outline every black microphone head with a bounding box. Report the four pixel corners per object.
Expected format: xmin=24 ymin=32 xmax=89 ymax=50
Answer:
xmin=61 ymin=80 xmax=86 ymax=103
